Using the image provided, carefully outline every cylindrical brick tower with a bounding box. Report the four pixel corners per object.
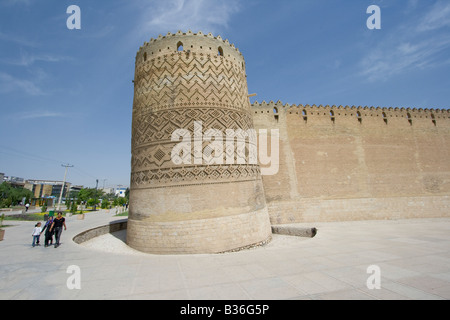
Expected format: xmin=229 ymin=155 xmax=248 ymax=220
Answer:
xmin=127 ymin=30 xmax=272 ymax=254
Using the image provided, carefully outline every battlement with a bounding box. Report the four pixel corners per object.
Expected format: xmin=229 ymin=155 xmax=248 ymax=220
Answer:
xmin=136 ymin=30 xmax=245 ymax=66
xmin=252 ymin=101 xmax=450 ymax=125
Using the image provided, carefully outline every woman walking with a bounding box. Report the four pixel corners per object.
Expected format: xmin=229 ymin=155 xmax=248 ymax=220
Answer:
xmin=41 ymin=216 xmax=54 ymax=247
xmin=49 ymin=212 xmax=67 ymax=248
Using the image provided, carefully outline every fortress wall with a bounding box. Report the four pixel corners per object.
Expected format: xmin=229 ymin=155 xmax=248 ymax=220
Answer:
xmin=253 ymin=108 xmax=293 ymax=203
xmin=266 ymin=196 xmax=450 ymax=224
xmin=252 ymin=102 xmax=450 ymax=223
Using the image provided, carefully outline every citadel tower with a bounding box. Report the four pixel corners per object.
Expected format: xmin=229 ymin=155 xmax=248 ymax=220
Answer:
xmin=128 ymin=31 xmax=272 ymax=254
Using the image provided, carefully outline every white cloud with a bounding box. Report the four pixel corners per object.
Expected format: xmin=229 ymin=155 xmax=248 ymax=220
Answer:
xmin=83 ymin=25 xmax=115 ymax=39
xmin=2 ymin=52 xmax=68 ymax=67
xmin=360 ymin=35 xmax=450 ymax=81
xmin=405 ymin=0 xmax=419 ymax=13
xmin=417 ymin=1 xmax=450 ymax=32
xmin=0 ymin=31 xmax=38 ymax=48
xmin=0 ymin=72 xmax=44 ymax=96
xmin=14 ymin=111 xmax=65 ymax=120
xmin=2 ymin=0 xmax=32 ymax=6
xmin=359 ymin=1 xmax=450 ymax=82
xmin=136 ymin=0 xmax=241 ymax=37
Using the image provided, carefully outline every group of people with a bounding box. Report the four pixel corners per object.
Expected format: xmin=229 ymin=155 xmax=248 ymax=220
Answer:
xmin=31 ymin=212 xmax=67 ymax=248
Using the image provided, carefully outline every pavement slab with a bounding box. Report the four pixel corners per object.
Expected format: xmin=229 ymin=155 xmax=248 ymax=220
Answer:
xmin=1 ymin=210 xmax=449 ymax=300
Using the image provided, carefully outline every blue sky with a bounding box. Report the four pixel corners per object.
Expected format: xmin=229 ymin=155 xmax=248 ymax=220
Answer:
xmin=0 ymin=0 xmax=449 ymax=188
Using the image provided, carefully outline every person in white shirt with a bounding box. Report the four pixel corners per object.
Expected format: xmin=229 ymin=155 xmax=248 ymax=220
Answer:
xmin=32 ymin=222 xmax=42 ymax=247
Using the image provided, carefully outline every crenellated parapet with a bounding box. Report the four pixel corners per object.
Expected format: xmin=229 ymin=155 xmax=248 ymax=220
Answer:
xmin=251 ymin=100 xmax=450 ymax=125
xmin=136 ymin=30 xmax=245 ymax=68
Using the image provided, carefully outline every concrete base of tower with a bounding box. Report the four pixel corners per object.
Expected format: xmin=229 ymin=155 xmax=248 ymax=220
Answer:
xmin=126 ymin=207 xmax=272 ymax=254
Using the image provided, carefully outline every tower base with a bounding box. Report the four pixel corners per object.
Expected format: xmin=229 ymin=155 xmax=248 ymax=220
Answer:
xmin=126 ymin=208 xmax=272 ymax=254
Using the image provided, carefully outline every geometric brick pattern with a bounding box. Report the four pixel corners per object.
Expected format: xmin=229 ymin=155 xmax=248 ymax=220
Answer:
xmin=131 ymin=46 xmax=259 ymax=189
xmin=133 ymin=52 xmax=249 ymax=114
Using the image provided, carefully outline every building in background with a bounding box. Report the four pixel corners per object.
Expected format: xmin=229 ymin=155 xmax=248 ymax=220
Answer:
xmin=69 ymin=185 xmax=83 ymax=193
xmin=115 ymin=187 xmax=127 ymax=198
xmin=2 ymin=175 xmax=26 ymax=189
xmin=3 ymin=175 xmax=25 ymax=186
xmin=100 ymin=187 xmax=115 ymax=195
xmin=25 ymin=180 xmax=71 ymax=199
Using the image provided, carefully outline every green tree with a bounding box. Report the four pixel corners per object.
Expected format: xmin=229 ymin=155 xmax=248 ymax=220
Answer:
xmin=67 ymin=189 xmax=79 ymax=202
xmin=104 ymin=192 xmax=114 ymax=201
xmin=77 ymin=188 xmax=91 ymax=202
xmin=0 ymin=198 xmax=12 ymax=209
xmin=124 ymin=187 xmax=130 ymax=201
xmin=0 ymin=182 xmax=33 ymax=208
xmin=87 ymin=198 xmax=99 ymax=207
xmin=70 ymin=201 xmax=77 ymax=213
xmin=78 ymin=188 xmax=104 ymax=204
xmin=101 ymin=199 xmax=110 ymax=209
xmin=118 ymin=197 xmax=127 ymax=206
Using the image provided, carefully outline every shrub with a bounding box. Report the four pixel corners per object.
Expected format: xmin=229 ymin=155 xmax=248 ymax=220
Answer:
xmin=70 ymin=202 xmax=77 ymax=213
xmin=101 ymin=199 xmax=109 ymax=209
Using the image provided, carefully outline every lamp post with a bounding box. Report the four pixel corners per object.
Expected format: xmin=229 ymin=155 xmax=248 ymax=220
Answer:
xmin=57 ymin=164 xmax=73 ymax=211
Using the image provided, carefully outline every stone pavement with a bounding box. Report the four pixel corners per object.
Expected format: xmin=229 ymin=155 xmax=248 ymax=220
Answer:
xmin=0 ymin=210 xmax=449 ymax=300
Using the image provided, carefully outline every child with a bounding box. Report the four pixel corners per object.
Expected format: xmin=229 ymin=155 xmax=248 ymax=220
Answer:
xmin=32 ymin=222 xmax=42 ymax=247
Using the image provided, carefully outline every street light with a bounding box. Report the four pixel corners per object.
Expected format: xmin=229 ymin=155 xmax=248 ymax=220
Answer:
xmin=57 ymin=164 xmax=73 ymax=210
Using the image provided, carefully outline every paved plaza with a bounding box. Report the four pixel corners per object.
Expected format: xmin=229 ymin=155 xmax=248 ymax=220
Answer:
xmin=0 ymin=210 xmax=449 ymax=300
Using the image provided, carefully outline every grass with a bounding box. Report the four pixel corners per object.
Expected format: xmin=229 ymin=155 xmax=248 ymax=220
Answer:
xmin=3 ymin=213 xmax=48 ymax=221
xmin=3 ymin=208 xmax=123 ymax=221
xmin=115 ymin=211 xmax=128 ymax=217
xmin=3 ymin=210 xmax=74 ymax=221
